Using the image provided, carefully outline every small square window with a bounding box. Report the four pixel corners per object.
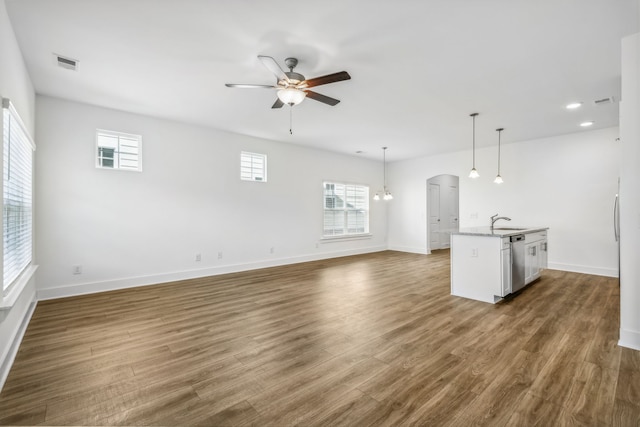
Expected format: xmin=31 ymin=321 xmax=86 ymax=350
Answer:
xmin=96 ymin=129 xmax=142 ymax=171
xmin=241 ymin=151 xmax=267 ymax=182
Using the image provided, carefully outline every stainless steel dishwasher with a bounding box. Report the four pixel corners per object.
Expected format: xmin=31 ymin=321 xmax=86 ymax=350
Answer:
xmin=510 ymin=234 xmax=526 ymax=293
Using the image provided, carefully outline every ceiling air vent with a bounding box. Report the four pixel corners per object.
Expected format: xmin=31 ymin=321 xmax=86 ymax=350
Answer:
xmin=54 ymin=54 xmax=78 ymax=71
xmin=594 ymin=96 xmax=615 ymax=106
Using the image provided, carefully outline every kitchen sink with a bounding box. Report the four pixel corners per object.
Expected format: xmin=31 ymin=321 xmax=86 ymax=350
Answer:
xmin=493 ymin=227 xmax=528 ymax=231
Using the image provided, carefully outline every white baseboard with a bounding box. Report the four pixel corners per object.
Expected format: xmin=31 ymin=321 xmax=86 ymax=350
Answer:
xmin=387 ymin=245 xmax=428 ymax=255
xmin=0 ymin=294 xmax=37 ymax=392
xmin=547 ymin=262 xmax=618 ymax=278
xmin=619 ymin=327 xmax=640 ymax=351
xmin=37 ymin=246 xmax=387 ymax=301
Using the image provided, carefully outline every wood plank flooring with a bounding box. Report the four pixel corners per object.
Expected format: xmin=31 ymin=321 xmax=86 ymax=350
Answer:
xmin=1 ymin=250 xmax=638 ymax=426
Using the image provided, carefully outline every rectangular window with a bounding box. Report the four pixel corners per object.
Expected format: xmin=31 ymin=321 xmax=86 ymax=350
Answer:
xmin=323 ymin=182 xmax=369 ymax=237
xmin=241 ymin=151 xmax=267 ymax=182
xmin=2 ymin=99 xmax=35 ymax=293
xmin=96 ymin=129 xmax=142 ymax=171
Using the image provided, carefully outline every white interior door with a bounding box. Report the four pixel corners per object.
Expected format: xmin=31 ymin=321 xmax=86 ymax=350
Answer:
xmin=428 ymin=183 xmax=441 ymax=250
xmin=442 ymin=184 xmax=459 ymax=248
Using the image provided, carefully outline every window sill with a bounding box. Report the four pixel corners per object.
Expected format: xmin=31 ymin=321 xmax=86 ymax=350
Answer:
xmin=0 ymin=264 xmax=38 ymax=310
xmin=320 ymin=233 xmax=373 ymax=243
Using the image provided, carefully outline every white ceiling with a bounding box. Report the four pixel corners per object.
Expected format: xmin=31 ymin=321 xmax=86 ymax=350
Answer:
xmin=6 ymin=0 xmax=639 ymax=161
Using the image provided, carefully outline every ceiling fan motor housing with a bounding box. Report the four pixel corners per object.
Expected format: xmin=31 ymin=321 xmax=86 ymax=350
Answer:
xmin=284 ymin=71 xmax=305 ymax=85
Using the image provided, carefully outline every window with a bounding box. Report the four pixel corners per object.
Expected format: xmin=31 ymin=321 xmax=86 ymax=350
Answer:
xmin=2 ymin=99 xmax=35 ymax=293
xmin=323 ymin=182 xmax=369 ymax=237
xmin=96 ymin=129 xmax=142 ymax=171
xmin=241 ymin=151 xmax=267 ymax=182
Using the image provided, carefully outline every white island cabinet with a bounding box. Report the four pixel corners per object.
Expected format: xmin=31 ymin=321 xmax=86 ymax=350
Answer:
xmin=450 ymin=227 xmax=548 ymax=304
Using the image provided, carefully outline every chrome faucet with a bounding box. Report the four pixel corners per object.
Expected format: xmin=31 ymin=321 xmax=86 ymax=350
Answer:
xmin=490 ymin=213 xmax=511 ymax=229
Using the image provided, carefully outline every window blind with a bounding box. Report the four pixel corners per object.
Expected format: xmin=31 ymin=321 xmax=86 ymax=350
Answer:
xmin=2 ymin=99 xmax=35 ymax=292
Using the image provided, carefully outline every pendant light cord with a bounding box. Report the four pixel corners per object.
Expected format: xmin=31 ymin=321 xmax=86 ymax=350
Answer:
xmin=497 ymin=128 xmax=501 ymax=174
xmin=383 ymin=147 xmax=387 ymax=190
xmin=472 ymin=113 xmax=477 ymax=168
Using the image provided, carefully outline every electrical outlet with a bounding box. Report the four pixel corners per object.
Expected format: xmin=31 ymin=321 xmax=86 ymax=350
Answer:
xmin=270 ymin=247 xmax=275 ymax=254
xmin=217 ymin=251 xmax=223 ymax=259
xmin=195 ymin=253 xmax=201 ymax=262
xmin=471 ymin=248 xmax=478 ymax=257
xmin=470 ymin=212 xmax=478 ymax=219
xmin=72 ymin=265 xmax=82 ymax=275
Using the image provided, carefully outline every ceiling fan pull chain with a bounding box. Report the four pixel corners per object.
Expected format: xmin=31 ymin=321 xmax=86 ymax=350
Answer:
xmin=289 ymin=105 xmax=293 ymax=135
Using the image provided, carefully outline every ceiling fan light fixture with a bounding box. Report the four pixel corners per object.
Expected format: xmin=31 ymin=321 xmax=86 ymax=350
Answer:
xmin=277 ymin=88 xmax=306 ymax=105
xmin=373 ymin=193 xmax=380 ymax=201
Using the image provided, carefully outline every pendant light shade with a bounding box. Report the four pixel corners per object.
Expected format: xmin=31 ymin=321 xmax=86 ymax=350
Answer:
xmin=494 ymin=127 xmax=504 ymax=184
xmin=469 ymin=113 xmax=479 ymax=179
xmin=374 ymin=147 xmax=392 ymax=201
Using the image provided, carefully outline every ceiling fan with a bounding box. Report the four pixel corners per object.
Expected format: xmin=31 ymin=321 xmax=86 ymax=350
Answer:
xmin=225 ymin=55 xmax=351 ymax=108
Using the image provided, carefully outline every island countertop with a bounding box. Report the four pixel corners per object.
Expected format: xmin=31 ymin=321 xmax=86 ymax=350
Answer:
xmin=452 ymin=226 xmax=549 ymax=238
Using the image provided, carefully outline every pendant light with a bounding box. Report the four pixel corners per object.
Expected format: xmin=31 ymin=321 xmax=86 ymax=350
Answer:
xmin=468 ymin=113 xmax=479 ymax=178
xmin=494 ymin=128 xmax=504 ymax=184
xmin=374 ymin=147 xmax=393 ymax=201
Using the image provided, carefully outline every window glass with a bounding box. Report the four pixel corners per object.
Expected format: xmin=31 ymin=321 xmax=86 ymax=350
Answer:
xmin=241 ymin=152 xmax=267 ymax=182
xmin=96 ymin=129 xmax=142 ymax=171
xmin=2 ymin=100 xmax=34 ymax=292
xmin=323 ymin=182 xmax=369 ymax=237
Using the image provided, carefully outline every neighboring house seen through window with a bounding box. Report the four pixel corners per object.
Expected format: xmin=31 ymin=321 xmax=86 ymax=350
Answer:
xmin=323 ymin=182 xmax=369 ymax=237
xmin=96 ymin=129 xmax=142 ymax=171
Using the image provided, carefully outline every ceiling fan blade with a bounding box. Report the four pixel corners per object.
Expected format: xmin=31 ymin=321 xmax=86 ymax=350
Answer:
xmin=225 ymin=84 xmax=277 ymax=89
xmin=304 ymin=90 xmax=340 ymax=106
xmin=258 ymin=55 xmax=288 ymax=82
xmin=271 ymin=98 xmax=285 ymax=109
xmin=303 ymin=71 xmax=351 ymax=88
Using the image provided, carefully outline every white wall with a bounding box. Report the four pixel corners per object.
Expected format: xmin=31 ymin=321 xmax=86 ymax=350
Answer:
xmin=35 ymin=96 xmax=387 ymax=299
xmin=619 ymin=33 xmax=640 ymax=350
xmin=0 ymin=0 xmax=37 ymax=390
xmin=388 ymin=127 xmax=620 ymax=277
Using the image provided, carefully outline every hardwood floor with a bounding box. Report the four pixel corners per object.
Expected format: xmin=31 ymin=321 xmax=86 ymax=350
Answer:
xmin=1 ymin=250 xmax=638 ymax=426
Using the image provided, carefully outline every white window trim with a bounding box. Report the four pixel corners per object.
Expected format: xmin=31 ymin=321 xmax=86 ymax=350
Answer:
xmin=1 ymin=98 xmax=36 ymax=308
xmin=0 ymin=264 xmax=37 ymax=310
xmin=95 ymin=129 xmax=142 ymax=172
xmin=240 ymin=151 xmax=267 ymax=182
xmin=320 ymin=233 xmax=373 ymax=243
xmin=322 ymin=180 xmax=370 ymax=238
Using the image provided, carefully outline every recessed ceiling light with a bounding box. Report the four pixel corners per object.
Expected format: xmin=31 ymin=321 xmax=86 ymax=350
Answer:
xmin=580 ymin=121 xmax=594 ymax=127
xmin=566 ymin=102 xmax=582 ymax=109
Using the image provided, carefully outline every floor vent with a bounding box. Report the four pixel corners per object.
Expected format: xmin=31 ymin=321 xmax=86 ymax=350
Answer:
xmin=54 ymin=54 xmax=78 ymax=71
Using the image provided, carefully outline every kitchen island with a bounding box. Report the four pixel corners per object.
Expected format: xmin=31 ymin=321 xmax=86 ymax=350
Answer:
xmin=450 ymin=226 xmax=548 ymax=303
